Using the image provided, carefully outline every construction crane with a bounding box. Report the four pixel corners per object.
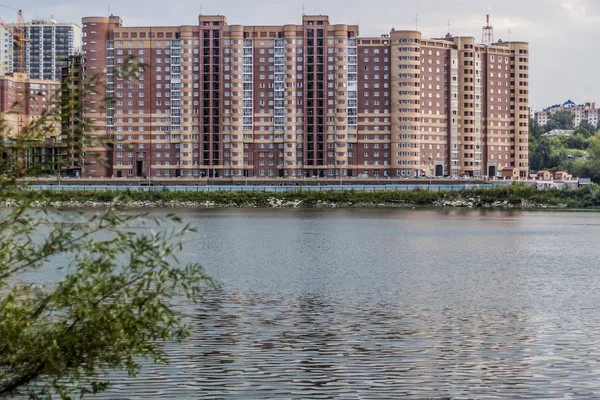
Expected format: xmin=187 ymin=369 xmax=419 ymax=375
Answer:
xmin=0 ymin=5 xmax=26 ymax=74
xmin=0 ymin=6 xmax=31 ymax=175
xmin=0 ymin=9 xmax=26 ymax=74
xmin=0 ymin=8 xmax=28 ymax=135
xmin=0 ymin=6 xmax=29 ymax=135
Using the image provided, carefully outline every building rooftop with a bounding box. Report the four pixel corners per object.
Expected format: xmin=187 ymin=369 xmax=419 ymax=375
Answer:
xmin=541 ymin=99 xmax=596 ymax=111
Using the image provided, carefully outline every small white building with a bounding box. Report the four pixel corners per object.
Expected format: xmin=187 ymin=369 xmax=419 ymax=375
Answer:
xmin=543 ymin=129 xmax=574 ymax=138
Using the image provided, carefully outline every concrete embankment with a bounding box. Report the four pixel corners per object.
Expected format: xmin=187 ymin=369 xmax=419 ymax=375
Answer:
xmin=1 ymin=196 xmax=568 ymax=209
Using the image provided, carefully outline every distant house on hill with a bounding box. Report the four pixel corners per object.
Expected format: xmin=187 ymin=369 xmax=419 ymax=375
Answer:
xmin=535 ymin=100 xmax=599 ymax=127
xmin=554 ymin=171 xmax=571 ymax=181
xmin=501 ymin=167 xmax=519 ymax=180
xmin=543 ymin=129 xmax=574 ymax=138
xmin=536 ymin=170 xmax=554 ymax=181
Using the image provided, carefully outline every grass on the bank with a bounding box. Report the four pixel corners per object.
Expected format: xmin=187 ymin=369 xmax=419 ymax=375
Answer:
xmin=2 ymin=184 xmax=600 ymax=208
xmin=0 ymin=186 xmax=441 ymax=206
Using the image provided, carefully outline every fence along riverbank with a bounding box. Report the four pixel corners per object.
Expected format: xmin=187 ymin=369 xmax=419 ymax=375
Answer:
xmin=23 ymin=183 xmax=513 ymax=193
xmin=4 ymin=184 xmax=600 ymax=209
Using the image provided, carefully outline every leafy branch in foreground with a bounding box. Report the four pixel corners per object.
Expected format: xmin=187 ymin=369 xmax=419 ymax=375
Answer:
xmin=0 ymin=197 xmax=213 ymax=399
xmin=0 ymin=52 xmax=215 ymax=399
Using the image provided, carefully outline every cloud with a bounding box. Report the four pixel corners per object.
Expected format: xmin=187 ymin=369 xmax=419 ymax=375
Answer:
xmin=561 ymin=0 xmax=600 ymax=22
xmin=8 ymin=0 xmax=600 ymax=106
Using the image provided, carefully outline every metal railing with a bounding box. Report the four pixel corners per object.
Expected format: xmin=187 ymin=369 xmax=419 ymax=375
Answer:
xmin=22 ymin=183 xmax=515 ymax=193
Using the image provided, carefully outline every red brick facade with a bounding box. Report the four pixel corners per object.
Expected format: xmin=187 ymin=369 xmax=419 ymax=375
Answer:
xmin=80 ymin=15 xmax=529 ymax=179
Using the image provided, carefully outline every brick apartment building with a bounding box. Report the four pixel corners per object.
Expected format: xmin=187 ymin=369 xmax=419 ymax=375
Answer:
xmin=0 ymin=73 xmax=60 ymax=134
xmin=79 ymin=14 xmax=529 ymax=179
xmin=0 ymin=73 xmax=62 ymax=171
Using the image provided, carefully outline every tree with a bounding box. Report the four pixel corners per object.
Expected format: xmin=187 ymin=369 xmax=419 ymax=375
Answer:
xmin=570 ymin=132 xmax=600 ymax=183
xmin=529 ymin=136 xmax=572 ymax=172
xmin=530 ymin=137 xmax=553 ymax=171
xmin=0 ymin=61 xmax=213 ymax=399
xmin=587 ymin=132 xmax=600 ymax=160
xmin=565 ymin=133 xmax=589 ymax=150
xmin=575 ymin=119 xmax=596 ymax=138
xmin=0 ymin=204 xmax=212 ymax=399
xmin=529 ymin=118 xmax=545 ymax=142
xmin=544 ymin=110 xmax=574 ymax=132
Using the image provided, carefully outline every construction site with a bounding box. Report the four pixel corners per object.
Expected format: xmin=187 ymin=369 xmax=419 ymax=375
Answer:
xmin=0 ymin=6 xmax=74 ymax=177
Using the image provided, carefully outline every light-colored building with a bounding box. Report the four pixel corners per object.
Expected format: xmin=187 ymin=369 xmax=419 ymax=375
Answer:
xmin=0 ymin=26 xmax=13 ymax=76
xmin=501 ymin=166 xmax=519 ymax=180
xmin=79 ymin=14 xmax=529 ymax=179
xmin=23 ymin=19 xmax=82 ymax=81
xmin=536 ymin=170 xmax=553 ymax=181
xmin=543 ymin=129 xmax=573 ymax=137
xmin=1 ymin=19 xmax=81 ymax=81
xmin=535 ymin=100 xmax=599 ymax=128
xmin=554 ymin=171 xmax=570 ymax=181
xmin=383 ymin=32 xmax=529 ymax=179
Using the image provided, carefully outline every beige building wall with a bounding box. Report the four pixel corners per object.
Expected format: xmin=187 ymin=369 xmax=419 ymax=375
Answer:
xmin=79 ymin=14 xmax=528 ymax=179
xmin=511 ymin=41 xmax=530 ymax=176
xmin=390 ymin=30 xmax=421 ymax=177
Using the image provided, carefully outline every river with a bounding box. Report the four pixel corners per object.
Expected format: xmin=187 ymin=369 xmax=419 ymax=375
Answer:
xmin=45 ymin=209 xmax=600 ymax=398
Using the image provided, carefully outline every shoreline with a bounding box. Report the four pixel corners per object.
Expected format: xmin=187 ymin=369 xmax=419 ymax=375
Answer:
xmin=2 ymin=185 xmax=599 ymax=209
xmin=0 ymin=195 xmax=582 ymax=211
xmin=0 ymin=202 xmax=571 ymax=210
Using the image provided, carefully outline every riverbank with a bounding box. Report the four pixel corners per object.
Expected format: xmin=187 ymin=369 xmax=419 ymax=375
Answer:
xmin=2 ymin=185 xmax=600 ymax=209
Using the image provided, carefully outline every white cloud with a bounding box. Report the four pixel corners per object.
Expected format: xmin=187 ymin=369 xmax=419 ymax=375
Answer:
xmin=9 ymin=0 xmax=599 ymax=106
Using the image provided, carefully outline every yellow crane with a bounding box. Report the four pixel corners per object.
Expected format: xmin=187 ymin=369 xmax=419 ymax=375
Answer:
xmin=0 ymin=6 xmax=32 ymax=175
xmin=0 ymin=8 xmax=28 ymax=134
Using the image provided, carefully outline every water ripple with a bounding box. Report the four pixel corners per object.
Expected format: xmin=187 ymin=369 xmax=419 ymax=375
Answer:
xmin=95 ymin=289 xmax=600 ymax=399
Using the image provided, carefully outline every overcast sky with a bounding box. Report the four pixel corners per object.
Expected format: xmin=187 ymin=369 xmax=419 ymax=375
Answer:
xmin=3 ymin=0 xmax=598 ymax=109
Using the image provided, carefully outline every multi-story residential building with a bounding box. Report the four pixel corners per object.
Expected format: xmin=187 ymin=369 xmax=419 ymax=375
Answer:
xmin=0 ymin=73 xmax=62 ymax=172
xmin=0 ymin=73 xmax=60 ymax=134
xmin=0 ymin=26 xmax=13 ymax=76
xmin=535 ymin=100 xmax=599 ymax=128
xmin=79 ymin=14 xmax=529 ymax=179
xmin=1 ymin=19 xmax=81 ymax=81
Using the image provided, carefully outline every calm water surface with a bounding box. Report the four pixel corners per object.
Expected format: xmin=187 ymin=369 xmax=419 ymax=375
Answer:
xmin=73 ymin=209 xmax=600 ymax=398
